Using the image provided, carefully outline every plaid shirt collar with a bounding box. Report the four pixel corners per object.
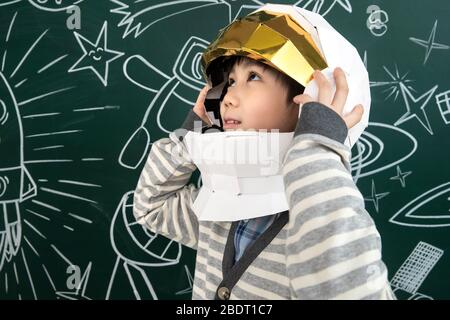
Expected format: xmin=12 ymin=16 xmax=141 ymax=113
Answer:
xmin=233 ymin=213 xmax=280 ymax=263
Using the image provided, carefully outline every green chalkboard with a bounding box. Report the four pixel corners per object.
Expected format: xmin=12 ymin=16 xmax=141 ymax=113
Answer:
xmin=0 ymin=0 xmax=449 ymax=300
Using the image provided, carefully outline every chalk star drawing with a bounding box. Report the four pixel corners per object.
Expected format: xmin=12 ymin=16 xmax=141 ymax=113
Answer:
xmin=68 ymin=21 xmax=124 ymax=86
xmin=363 ymin=179 xmax=390 ymax=213
xmin=409 ymin=20 xmax=449 ymax=65
xmin=370 ymin=64 xmax=415 ymax=101
xmin=389 ymin=165 xmax=412 ymax=188
xmin=371 ymin=65 xmax=437 ymax=134
xmin=395 ymin=82 xmax=438 ymax=135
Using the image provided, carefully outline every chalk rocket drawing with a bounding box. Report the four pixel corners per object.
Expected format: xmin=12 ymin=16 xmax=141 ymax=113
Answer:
xmin=109 ymin=0 xmax=262 ymax=39
xmin=0 ymin=0 xmax=85 ymax=11
xmin=390 ymin=241 xmax=443 ymax=299
xmin=107 ymin=191 xmax=182 ymax=300
xmin=119 ymin=36 xmax=209 ymax=169
xmin=295 ymin=0 xmax=352 ymax=16
xmin=0 ymin=12 xmax=45 ymax=273
xmin=0 ymin=11 xmax=109 ymax=299
xmin=409 ymin=20 xmax=449 ymax=65
xmin=390 ymin=182 xmax=450 ymax=228
xmin=0 ymin=72 xmax=37 ymax=271
xmin=69 ymin=21 xmax=124 ymax=87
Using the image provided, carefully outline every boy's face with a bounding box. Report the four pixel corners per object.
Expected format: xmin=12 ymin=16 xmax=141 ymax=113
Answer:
xmin=220 ymin=58 xmax=299 ymax=132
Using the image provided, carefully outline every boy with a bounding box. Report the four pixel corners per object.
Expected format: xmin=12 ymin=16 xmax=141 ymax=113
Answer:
xmin=133 ymin=6 xmax=395 ymax=300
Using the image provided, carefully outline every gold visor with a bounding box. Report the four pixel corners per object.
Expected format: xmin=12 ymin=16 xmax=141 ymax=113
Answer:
xmin=201 ymin=9 xmax=328 ymax=87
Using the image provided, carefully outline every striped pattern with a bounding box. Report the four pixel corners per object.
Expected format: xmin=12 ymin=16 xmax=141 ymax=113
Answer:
xmin=133 ymin=130 xmax=396 ymax=300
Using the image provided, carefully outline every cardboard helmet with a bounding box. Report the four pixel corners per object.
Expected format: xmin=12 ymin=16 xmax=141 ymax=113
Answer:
xmin=201 ymin=3 xmax=370 ymax=148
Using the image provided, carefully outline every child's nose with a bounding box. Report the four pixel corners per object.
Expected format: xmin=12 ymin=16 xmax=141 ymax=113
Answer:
xmin=222 ymin=89 xmax=239 ymax=108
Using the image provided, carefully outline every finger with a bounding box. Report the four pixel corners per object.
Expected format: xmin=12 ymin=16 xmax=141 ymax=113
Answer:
xmin=193 ymin=86 xmax=213 ymax=125
xmin=314 ymin=70 xmax=333 ymax=105
xmin=331 ymin=67 xmax=349 ymax=112
xmin=293 ymin=93 xmax=313 ymax=105
xmin=343 ymin=104 xmax=364 ymax=129
xmin=193 ymin=86 xmax=209 ymax=111
xmin=197 ymin=85 xmax=209 ymax=101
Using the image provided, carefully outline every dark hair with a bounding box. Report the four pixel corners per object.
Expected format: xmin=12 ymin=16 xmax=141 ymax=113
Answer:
xmin=221 ymin=55 xmax=305 ymax=106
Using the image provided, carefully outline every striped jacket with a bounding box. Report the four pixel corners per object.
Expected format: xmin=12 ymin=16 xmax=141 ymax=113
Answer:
xmin=133 ymin=102 xmax=396 ymax=300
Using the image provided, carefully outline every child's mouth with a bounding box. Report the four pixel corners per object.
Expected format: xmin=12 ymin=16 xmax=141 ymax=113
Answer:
xmin=223 ymin=120 xmax=241 ymax=129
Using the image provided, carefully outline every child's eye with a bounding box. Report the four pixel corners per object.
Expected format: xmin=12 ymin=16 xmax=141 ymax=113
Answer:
xmin=227 ymin=72 xmax=261 ymax=86
xmin=248 ymin=72 xmax=261 ymax=81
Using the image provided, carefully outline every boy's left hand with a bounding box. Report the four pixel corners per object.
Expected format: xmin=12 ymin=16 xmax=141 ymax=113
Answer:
xmin=193 ymin=84 xmax=213 ymax=126
xmin=292 ymin=67 xmax=364 ymax=129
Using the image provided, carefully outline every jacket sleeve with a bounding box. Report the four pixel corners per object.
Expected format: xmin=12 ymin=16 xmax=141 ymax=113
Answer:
xmin=132 ymin=110 xmax=208 ymax=250
xmin=282 ymin=102 xmax=396 ymax=300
